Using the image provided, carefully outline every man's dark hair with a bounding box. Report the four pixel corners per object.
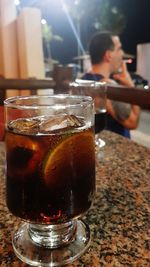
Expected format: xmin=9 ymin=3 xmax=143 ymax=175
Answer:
xmin=88 ymin=31 xmax=115 ymax=64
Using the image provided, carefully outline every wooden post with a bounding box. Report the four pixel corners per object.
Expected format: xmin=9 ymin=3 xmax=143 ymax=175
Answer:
xmin=0 ymin=0 xmax=19 ymax=97
xmin=17 ymin=7 xmax=45 ymax=95
xmin=137 ymin=43 xmax=150 ymax=86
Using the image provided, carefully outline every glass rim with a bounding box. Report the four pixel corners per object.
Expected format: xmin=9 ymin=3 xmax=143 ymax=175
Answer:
xmin=73 ymin=79 xmax=106 ymax=87
xmin=4 ymin=94 xmax=93 ymax=110
xmin=70 ymin=80 xmax=107 ymax=91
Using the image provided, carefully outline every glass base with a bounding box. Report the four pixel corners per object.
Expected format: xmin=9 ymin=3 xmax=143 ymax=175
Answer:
xmin=12 ymin=220 xmax=90 ymax=266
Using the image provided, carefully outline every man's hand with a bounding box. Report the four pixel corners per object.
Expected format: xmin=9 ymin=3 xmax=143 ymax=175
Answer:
xmin=112 ymin=61 xmax=134 ymax=87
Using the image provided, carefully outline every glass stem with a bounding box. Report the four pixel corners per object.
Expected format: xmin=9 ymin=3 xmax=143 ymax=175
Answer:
xmin=28 ymin=220 xmax=77 ymax=248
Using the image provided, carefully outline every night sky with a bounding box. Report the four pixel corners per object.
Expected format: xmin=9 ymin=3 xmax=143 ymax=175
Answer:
xmin=114 ymin=0 xmax=150 ymax=53
xmin=21 ymin=0 xmax=150 ymax=71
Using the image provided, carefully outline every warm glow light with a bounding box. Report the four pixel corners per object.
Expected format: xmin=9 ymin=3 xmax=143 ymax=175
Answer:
xmin=124 ymin=59 xmax=133 ymax=64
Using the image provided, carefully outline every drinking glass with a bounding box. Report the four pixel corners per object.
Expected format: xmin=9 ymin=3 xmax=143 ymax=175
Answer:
xmin=69 ymin=79 xmax=107 ymax=158
xmin=4 ymin=94 xmax=95 ymax=266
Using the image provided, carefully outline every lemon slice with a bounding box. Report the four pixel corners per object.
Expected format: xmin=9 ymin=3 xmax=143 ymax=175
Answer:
xmin=6 ymin=132 xmax=39 ymax=151
xmin=43 ymin=130 xmax=95 ymax=189
xmin=6 ymin=132 xmax=43 ymax=178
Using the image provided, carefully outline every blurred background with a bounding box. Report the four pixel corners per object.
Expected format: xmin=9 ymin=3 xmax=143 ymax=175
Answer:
xmin=16 ymin=0 xmax=150 ymax=73
xmin=0 ymin=0 xmax=150 ymax=146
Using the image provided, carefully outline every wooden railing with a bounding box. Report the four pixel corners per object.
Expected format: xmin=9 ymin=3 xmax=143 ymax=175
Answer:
xmin=107 ymin=85 xmax=150 ymax=109
xmin=0 ymin=78 xmax=56 ymax=105
xmin=0 ymin=78 xmax=55 ymax=89
xmin=0 ymin=78 xmax=150 ymax=109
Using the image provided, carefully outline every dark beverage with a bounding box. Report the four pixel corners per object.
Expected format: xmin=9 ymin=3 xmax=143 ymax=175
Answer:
xmin=95 ymin=111 xmax=106 ymax=134
xmin=6 ymin=115 xmax=95 ymax=224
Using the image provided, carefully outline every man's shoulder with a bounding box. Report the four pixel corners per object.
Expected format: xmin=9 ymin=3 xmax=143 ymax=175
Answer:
xmin=81 ymin=73 xmax=104 ymax=81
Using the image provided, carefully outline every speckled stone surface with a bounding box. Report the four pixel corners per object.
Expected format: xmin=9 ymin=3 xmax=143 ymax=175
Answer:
xmin=0 ymin=131 xmax=150 ymax=267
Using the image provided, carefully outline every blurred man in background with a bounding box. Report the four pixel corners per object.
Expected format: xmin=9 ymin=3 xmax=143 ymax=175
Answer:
xmin=82 ymin=31 xmax=140 ymax=138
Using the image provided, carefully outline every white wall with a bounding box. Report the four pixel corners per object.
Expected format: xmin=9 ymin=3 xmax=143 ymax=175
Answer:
xmin=137 ymin=43 xmax=150 ymax=85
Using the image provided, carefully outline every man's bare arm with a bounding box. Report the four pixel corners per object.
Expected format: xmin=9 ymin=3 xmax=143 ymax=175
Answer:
xmin=107 ymin=100 xmax=140 ymax=129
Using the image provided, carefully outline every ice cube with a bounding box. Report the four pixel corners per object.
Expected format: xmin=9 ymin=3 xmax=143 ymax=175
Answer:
xmin=39 ymin=115 xmax=84 ymax=133
xmin=8 ymin=118 xmax=39 ymax=134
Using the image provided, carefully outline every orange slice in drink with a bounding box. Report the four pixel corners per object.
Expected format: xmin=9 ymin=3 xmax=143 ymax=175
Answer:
xmin=6 ymin=132 xmax=44 ymax=179
xmin=43 ymin=129 xmax=95 ymax=189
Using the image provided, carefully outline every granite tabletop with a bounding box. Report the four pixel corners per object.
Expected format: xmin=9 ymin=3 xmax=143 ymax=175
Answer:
xmin=0 ymin=131 xmax=150 ymax=267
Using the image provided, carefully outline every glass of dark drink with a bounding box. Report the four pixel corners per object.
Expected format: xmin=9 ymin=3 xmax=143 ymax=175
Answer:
xmin=69 ymin=80 xmax=107 ymax=158
xmin=4 ymin=94 xmax=95 ymax=266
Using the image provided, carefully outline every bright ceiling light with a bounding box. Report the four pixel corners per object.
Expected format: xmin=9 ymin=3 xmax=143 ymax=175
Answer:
xmin=41 ymin=19 xmax=47 ymax=25
xmin=14 ymin=0 xmax=20 ymax=6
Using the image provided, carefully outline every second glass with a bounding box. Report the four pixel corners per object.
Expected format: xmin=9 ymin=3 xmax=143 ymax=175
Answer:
xmin=70 ymin=79 xmax=107 ymax=157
